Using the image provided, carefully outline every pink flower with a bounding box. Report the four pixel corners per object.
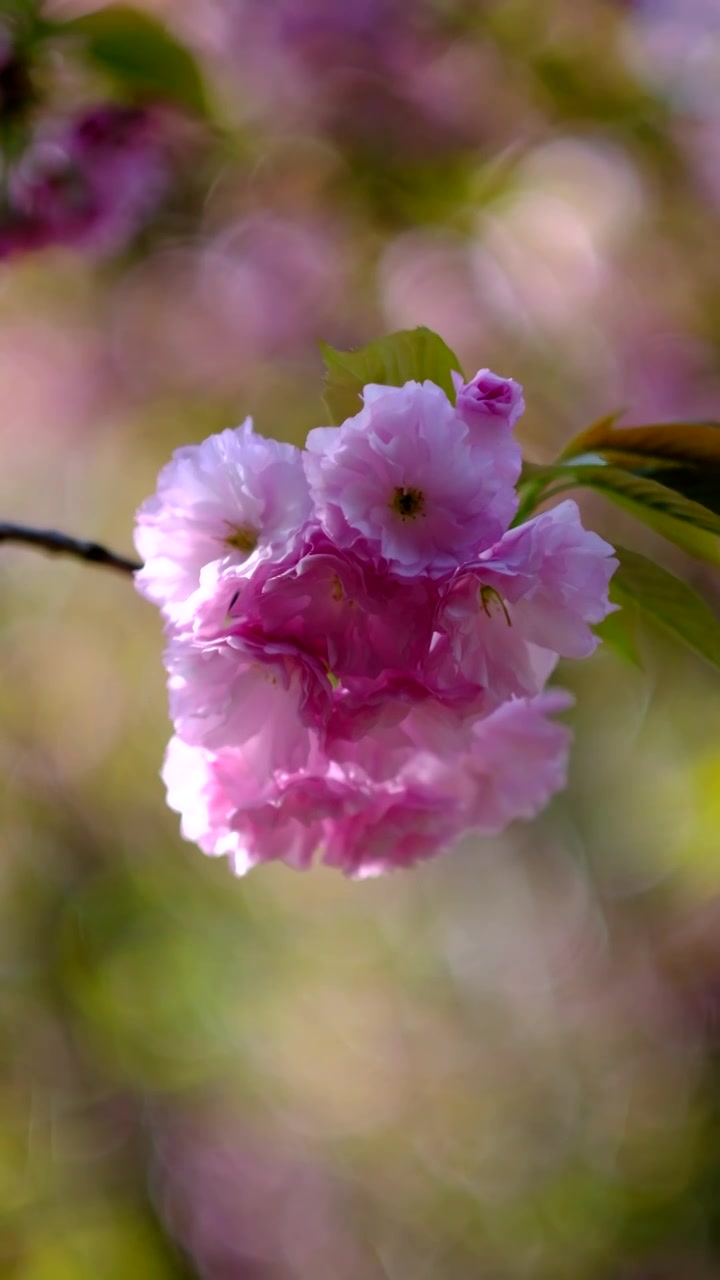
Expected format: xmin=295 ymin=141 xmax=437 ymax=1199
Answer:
xmin=221 ymin=527 xmax=438 ymax=678
xmin=477 ymin=500 xmax=618 ymax=658
xmin=162 ymin=732 xmax=459 ymax=876
xmin=141 ymin=374 xmax=613 ymax=878
xmin=329 ymin=691 xmax=573 ymax=873
xmin=423 ymin=577 xmax=548 ymax=714
xmin=163 ymin=737 xmax=325 ymax=874
xmin=165 ymin=625 xmax=330 ymax=768
xmin=304 ymin=378 xmax=521 ymax=578
xmin=460 ymin=690 xmax=573 ymax=832
xmin=162 ymin=692 xmax=572 ymax=878
xmin=452 ymin=368 xmax=525 ymax=430
xmin=135 ymin=420 xmax=311 ymax=619
xmin=423 ymin=501 xmax=616 ymax=708
xmin=169 ymin=530 xmax=439 ymax=751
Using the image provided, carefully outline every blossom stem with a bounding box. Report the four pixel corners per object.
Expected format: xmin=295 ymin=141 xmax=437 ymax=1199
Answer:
xmin=0 ymin=522 xmax=141 ymax=575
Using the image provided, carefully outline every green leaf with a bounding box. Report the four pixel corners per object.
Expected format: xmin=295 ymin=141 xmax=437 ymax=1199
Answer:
xmin=609 ymin=504 xmax=720 ymax=567
xmin=612 ymin=546 xmax=720 ymax=670
xmin=560 ymin=416 xmax=720 ymax=466
xmin=557 ymin=411 xmax=625 ymax=460
xmin=66 ymin=5 xmax=208 ymax=116
xmin=559 ymin=416 xmax=720 ymax=518
xmin=562 ymin=464 xmax=720 ymax=535
xmin=593 ymin=607 xmax=642 ymax=668
xmin=515 ymin=461 xmax=720 ymax=559
xmin=321 ymin=327 xmax=463 ymax=425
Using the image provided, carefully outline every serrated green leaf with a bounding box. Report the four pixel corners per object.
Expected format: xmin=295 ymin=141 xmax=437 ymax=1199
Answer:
xmin=67 ymin=5 xmax=208 ymax=116
xmin=612 ymin=546 xmax=720 ymax=670
xmin=321 ymin=327 xmax=463 ymax=425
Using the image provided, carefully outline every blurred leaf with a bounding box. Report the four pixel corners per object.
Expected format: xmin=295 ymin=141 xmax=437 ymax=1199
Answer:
xmin=561 ymin=417 xmax=720 ymax=466
xmin=65 ymin=5 xmax=208 ymax=116
xmin=560 ymin=464 xmax=720 ymax=535
xmin=557 ymin=411 xmax=625 ymax=456
xmin=513 ymin=460 xmax=554 ymax=524
xmin=343 ymin=147 xmax=476 ymax=229
xmin=559 ymin=418 xmax=720 ymax=517
xmin=321 ymin=327 xmax=463 ymax=425
xmin=23 ymin=1207 xmax=182 ymax=1280
xmin=594 ymin=606 xmax=642 ymax=668
xmin=532 ymin=48 xmax=669 ymax=132
xmin=612 ymin=546 xmax=720 ymax=670
xmin=612 ymin=505 xmax=720 ymax=567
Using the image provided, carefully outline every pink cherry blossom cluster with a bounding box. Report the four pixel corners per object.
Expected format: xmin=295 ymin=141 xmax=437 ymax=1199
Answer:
xmin=135 ymin=370 xmax=617 ymax=877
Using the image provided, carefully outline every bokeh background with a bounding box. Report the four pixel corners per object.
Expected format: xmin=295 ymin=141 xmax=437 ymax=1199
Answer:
xmin=3 ymin=1 xmax=720 ymax=1275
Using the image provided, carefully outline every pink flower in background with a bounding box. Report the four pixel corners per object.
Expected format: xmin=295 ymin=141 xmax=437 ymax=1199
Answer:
xmin=200 ymin=216 xmax=350 ymax=357
xmin=273 ymin=0 xmax=396 ymax=51
xmin=0 ymin=105 xmax=169 ymax=259
xmin=154 ymin=1115 xmax=369 ymax=1277
xmin=135 ymin=420 xmax=311 ymax=620
xmin=222 ymin=0 xmax=489 ymax=160
xmin=137 ymin=367 xmax=615 ymax=876
xmin=304 ymin=379 xmax=522 ymax=578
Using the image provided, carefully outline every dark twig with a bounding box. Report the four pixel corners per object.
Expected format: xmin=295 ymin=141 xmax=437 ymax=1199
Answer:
xmin=0 ymin=523 xmax=141 ymax=575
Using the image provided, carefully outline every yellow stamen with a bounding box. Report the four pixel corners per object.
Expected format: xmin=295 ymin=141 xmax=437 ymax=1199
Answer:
xmin=224 ymin=524 xmax=258 ymax=554
xmin=391 ymin=486 xmax=425 ymax=520
xmin=480 ymin=584 xmax=512 ymax=626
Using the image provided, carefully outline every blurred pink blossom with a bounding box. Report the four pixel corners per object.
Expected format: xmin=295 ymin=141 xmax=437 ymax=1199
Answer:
xmin=0 ymin=105 xmax=168 ymax=259
xmin=154 ymin=1115 xmax=368 ymax=1277
xmin=112 ymin=216 xmax=349 ymax=394
xmin=220 ymin=0 xmax=491 ymax=156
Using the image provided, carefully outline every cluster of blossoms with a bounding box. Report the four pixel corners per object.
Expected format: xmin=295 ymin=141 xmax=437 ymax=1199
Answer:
xmin=0 ymin=104 xmax=168 ymax=259
xmin=135 ymin=369 xmax=617 ymax=877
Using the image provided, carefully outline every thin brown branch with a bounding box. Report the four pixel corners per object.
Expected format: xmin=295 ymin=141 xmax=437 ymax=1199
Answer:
xmin=0 ymin=523 xmax=141 ymax=575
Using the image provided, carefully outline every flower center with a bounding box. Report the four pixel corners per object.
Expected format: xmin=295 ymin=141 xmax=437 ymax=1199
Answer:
xmin=224 ymin=524 xmax=258 ymax=555
xmin=391 ymin=486 xmax=425 ymax=520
